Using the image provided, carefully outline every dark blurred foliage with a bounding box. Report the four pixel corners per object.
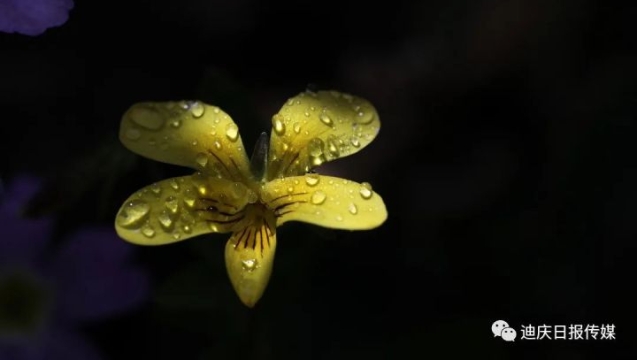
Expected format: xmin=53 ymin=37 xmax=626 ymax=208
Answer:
xmin=1 ymin=0 xmax=636 ymax=358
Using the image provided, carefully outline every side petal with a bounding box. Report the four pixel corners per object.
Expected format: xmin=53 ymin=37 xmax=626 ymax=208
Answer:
xmin=225 ymin=208 xmax=276 ymax=307
xmin=115 ymin=173 xmax=253 ymax=245
xmin=267 ymin=90 xmax=381 ymax=179
xmin=120 ymin=101 xmax=252 ymax=182
xmin=262 ymin=175 xmax=387 ymax=230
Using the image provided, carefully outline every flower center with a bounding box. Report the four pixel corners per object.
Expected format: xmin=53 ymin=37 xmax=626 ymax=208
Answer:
xmin=0 ymin=270 xmax=49 ymax=337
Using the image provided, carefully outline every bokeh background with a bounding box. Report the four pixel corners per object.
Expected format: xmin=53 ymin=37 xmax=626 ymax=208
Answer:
xmin=1 ymin=0 xmax=636 ymax=359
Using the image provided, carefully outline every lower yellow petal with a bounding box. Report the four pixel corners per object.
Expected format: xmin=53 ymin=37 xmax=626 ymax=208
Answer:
xmin=262 ymin=175 xmax=387 ymax=230
xmin=224 ymin=206 xmax=277 ymax=307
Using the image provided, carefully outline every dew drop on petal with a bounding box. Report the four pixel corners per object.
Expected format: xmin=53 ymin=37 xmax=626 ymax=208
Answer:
xmin=305 ymin=173 xmax=320 ymax=186
xmin=311 ymin=190 xmax=327 ymax=205
xmin=335 ymin=215 xmax=343 ymax=222
xmin=319 ymin=113 xmax=333 ymax=127
xmin=214 ymin=140 xmax=222 ymax=150
xmin=130 ymin=107 xmax=164 ymax=130
xmin=182 ymin=225 xmax=192 ymax=233
xmin=190 ymin=102 xmax=205 ymax=118
xmin=348 ymin=203 xmax=358 ymax=215
xmin=242 ymin=259 xmax=257 ymax=272
xmin=183 ymin=190 xmax=196 ymax=208
xmin=195 ymin=153 xmax=208 ymax=168
xmin=150 ymin=183 xmax=162 ymax=196
xmin=125 ymin=129 xmax=141 ymax=140
xmin=273 ymin=115 xmax=286 ymax=136
xmin=141 ymin=224 xmax=155 ymax=238
xmin=293 ymin=122 xmax=301 ymax=134
xmin=117 ymin=200 xmax=150 ymax=227
xmin=165 ymin=196 xmax=179 ymax=214
xmin=231 ymin=182 xmax=247 ymax=199
xmin=170 ymin=180 xmax=180 ymax=191
xmin=359 ymin=182 xmax=373 ymax=199
xmin=225 ymin=123 xmax=239 ymax=142
xmin=287 ymin=186 xmax=294 ymax=194
xmin=172 ymin=232 xmax=181 ymax=240
xmin=158 ymin=211 xmax=173 ymax=229
xmin=350 ymin=136 xmax=361 ymax=148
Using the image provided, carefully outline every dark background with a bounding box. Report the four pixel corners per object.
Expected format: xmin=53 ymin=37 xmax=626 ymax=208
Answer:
xmin=1 ymin=0 xmax=636 ymax=358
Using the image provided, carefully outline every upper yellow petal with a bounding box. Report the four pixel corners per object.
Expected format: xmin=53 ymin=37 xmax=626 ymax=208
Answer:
xmin=115 ymin=173 xmax=253 ymax=245
xmin=261 ymin=174 xmax=387 ymax=230
xmin=119 ymin=101 xmax=252 ymax=182
xmin=266 ymin=90 xmax=380 ymax=179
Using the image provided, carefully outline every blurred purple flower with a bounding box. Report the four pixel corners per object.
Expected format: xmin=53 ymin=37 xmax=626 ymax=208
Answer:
xmin=0 ymin=0 xmax=74 ymax=36
xmin=0 ymin=175 xmax=149 ymax=359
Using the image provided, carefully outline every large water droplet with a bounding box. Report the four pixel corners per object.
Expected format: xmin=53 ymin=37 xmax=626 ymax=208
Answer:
xmin=158 ymin=211 xmax=173 ymax=229
xmin=308 ymin=138 xmax=324 ymax=157
xmin=190 ymin=102 xmax=205 ymax=118
xmin=118 ymin=200 xmax=150 ymax=227
xmin=273 ymin=115 xmax=286 ymax=136
xmin=125 ymin=129 xmax=141 ymax=140
xmin=242 ymin=259 xmax=258 ymax=272
xmin=319 ymin=113 xmax=333 ymax=127
xmin=195 ymin=153 xmax=208 ymax=168
xmin=183 ymin=190 xmax=196 ymax=208
xmin=327 ymin=137 xmax=339 ymax=157
xmin=165 ymin=196 xmax=179 ymax=214
xmin=311 ymin=191 xmax=327 ymax=205
xmin=293 ymin=122 xmax=301 ymax=134
xmin=225 ymin=123 xmax=239 ymax=142
xmin=359 ymin=182 xmax=373 ymax=199
xmin=141 ymin=224 xmax=155 ymax=238
xmin=356 ymin=108 xmax=375 ymax=124
xmin=305 ymin=173 xmax=320 ymax=186
xmin=348 ymin=203 xmax=358 ymax=215
xmin=130 ymin=107 xmax=163 ymax=130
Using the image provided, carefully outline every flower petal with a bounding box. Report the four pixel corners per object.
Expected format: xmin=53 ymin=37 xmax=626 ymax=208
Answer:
xmin=262 ymin=175 xmax=387 ymax=230
xmin=119 ymin=101 xmax=252 ymax=182
xmin=224 ymin=207 xmax=276 ymax=307
xmin=267 ymin=90 xmax=380 ymax=178
xmin=115 ymin=173 xmax=253 ymax=245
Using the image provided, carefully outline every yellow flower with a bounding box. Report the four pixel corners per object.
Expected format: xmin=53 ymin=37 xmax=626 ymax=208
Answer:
xmin=114 ymin=90 xmax=387 ymax=307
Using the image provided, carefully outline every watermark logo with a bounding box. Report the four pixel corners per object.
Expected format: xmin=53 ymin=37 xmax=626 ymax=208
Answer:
xmin=492 ymin=320 xmax=517 ymax=342
xmin=493 ymin=320 xmax=616 ymax=342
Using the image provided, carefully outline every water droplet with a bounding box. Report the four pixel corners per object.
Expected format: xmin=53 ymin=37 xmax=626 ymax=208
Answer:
xmin=182 ymin=225 xmax=192 ymax=233
xmin=195 ymin=153 xmax=208 ymax=168
xmin=359 ymin=182 xmax=373 ymax=199
xmin=150 ymin=183 xmax=162 ymax=195
xmin=293 ymin=122 xmax=301 ymax=134
xmin=273 ymin=115 xmax=286 ymax=136
xmin=247 ymin=190 xmax=258 ymax=204
xmin=242 ymin=259 xmax=258 ymax=272
xmin=214 ymin=140 xmax=222 ymax=150
xmin=308 ymin=138 xmax=324 ymax=157
xmin=225 ymin=123 xmax=239 ymax=142
xmin=117 ymin=200 xmax=150 ymax=227
xmin=282 ymin=143 xmax=289 ymax=152
xmin=165 ymin=196 xmax=179 ymax=214
xmin=129 ymin=107 xmax=164 ymax=130
xmin=141 ymin=225 xmax=155 ymax=238
xmin=213 ymin=107 xmax=220 ymax=114
xmin=348 ymin=203 xmax=358 ymax=215
xmin=327 ymin=137 xmax=339 ymax=157
xmin=172 ymin=232 xmax=181 ymax=240
xmin=319 ymin=113 xmax=333 ymax=127
xmin=287 ymin=98 xmax=295 ymax=106
xmin=357 ymin=108 xmax=375 ymax=124
xmin=342 ymin=94 xmax=353 ymax=102
xmin=125 ymin=128 xmax=141 ymax=140
xmin=170 ymin=119 xmax=181 ymax=128
xmin=350 ymin=136 xmax=361 ymax=148
xmin=304 ymin=111 xmax=310 ymax=117
xmin=305 ymin=174 xmax=320 ymax=186
xmin=336 ymin=215 xmax=343 ymax=221
xmin=192 ymin=140 xmax=198 ymax=146
xmin=311 ymin=191 xmax=327 ymax=205
xmin=183 ymin=190 xmax=196 ymax=208
xmin=287 ymin=186 xmax=294 ymax=194
xmin=190 ymin=102 xmax=205 ymax=118
xmin=158 ymin=211 xmax=173 ymax=229
xmin=197 ymin=185 xmax=207 ymax=196
xmin=169 ymin=180 xmax=180 ymax=191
